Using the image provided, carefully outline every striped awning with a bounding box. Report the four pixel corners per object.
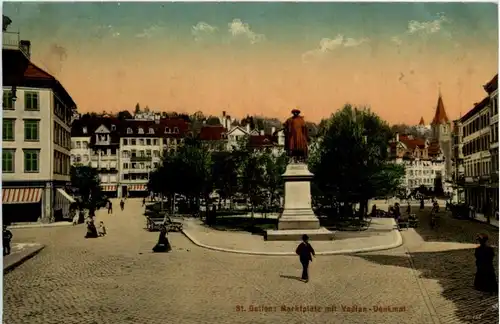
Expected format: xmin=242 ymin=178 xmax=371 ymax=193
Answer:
xmin=129 ymin=184 xmax=147 ymax=191
xmin=101 ymin=185 xmax=117 ymax=192
xmin=2 ymin=188 xmax=43 ymax=204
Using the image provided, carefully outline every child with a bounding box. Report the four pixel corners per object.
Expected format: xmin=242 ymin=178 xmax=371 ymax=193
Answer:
xmin=98 ymin=221 xmax=107 ymax=237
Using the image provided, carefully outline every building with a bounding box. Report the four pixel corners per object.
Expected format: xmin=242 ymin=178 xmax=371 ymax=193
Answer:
xmin=430 ymin=94 xmax=453 ymax=187
xmin=451 ymin=119 xmax=465 ymax=202
xmin=3 ymin=31 xmax=76 ymax=223
xmin=486 ymin=75 xmax=498 ymax=211
xmin=459 ymin=74 xmax=498 ymax=215
xmin=389 ymin=133 xmax=447 ymax=193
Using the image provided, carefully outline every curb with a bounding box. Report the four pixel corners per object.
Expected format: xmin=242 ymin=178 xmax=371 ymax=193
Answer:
xmin=9 ymin=223 xmax=73 ymax=229
xmin=3 ymin=245 xmax=45 ymax=273
xmin=181 ymin=226 xmax=403 ymax=256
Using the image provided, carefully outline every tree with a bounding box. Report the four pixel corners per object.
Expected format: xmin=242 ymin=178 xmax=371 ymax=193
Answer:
xmin=239 ymin=151 xmax=266 ymax=219
xmin=310 ymin=105 xmax=405 ymax=218
xmin=134 ymin=103 xmax=141 ymax=114
xmin=70 ymin=165 xmax=104 ymax=210
xmin=261 ymin=149 xmax=288 ymax=209
xmin=211 ymin=151 xmax=239 ymax=209
xmin=117 ymin=110 xmax=132 ymax=120
xmin=206 ymin=116 xmax=221 ymax=125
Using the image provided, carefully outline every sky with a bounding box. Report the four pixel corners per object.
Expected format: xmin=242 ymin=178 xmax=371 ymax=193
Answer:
xmin=2 ymin=2 xmax=498 ymax=124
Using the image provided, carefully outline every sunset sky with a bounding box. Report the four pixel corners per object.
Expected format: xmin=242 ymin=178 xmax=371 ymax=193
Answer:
xmin=3 ymin=2 xmax=498 ymax=124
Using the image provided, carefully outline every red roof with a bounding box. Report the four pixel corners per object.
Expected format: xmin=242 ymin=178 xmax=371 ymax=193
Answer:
xmin=199 ymin=126 xmax=226 ymax=141
xmin=427 ymin=140 xmax=441 ymax=155
xmin=419 ymin=117 xmax=425 ymax=125
xmin=431 ymin=95 xmax=449 ymax=125
xmin=399 ymin=135 xmax=426 ymax=150
xmin=24 ymin=62 xmax=54 ymax=79
xmin=248 ymin=135 xmax=277 ymax=148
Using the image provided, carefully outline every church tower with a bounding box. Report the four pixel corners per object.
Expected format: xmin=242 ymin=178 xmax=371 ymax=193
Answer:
xmin=431 ymin=94 xmax=451 ymax=142
xmin=431 ymin=93 xmax=453 ymax=183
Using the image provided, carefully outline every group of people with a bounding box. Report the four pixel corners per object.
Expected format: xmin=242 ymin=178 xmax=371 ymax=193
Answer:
xmin=85 ymin=218 xmax=107 ymax=238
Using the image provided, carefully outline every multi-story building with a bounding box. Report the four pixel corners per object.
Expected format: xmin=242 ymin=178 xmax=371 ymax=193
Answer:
xmin=486 ymin=75 xmax=498 ymax=211
xmin=118 ymin=117 xmax=189 ymax=197
xmin=389 ymin=133 xmax=447 ymax=193
xmin=460 ymin=78 xmax=495 ymax=214
xmin=451 ymin=119 xmax=465 ymax=202
xmin=3 ymin=31 xmax=76 ymax=223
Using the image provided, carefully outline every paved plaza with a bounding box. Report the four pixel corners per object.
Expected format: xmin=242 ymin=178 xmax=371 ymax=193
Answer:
xmin=3 ymin=198 xmax=499 ymax=324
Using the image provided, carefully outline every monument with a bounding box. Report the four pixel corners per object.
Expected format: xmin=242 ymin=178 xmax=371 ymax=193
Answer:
xmin=266 ymin=109 xmax=335 ymax=241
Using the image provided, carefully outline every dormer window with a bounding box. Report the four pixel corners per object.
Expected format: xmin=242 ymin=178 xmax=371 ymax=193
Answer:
xmin=149 ymin=128 xmax=154 ymax=134
xmin=82 ymin=127 xmax=88 ymax=134
xmin=165 ymin=127 xmax=170 ymax=133
xmin=138 ymin=127 xmax=144 ymax=134
xmin=111 ymin=125 xmax=116 ymax=131
xmin=127 ymin=128 xmax=133 ymax=134
xmin=173 ymin=127 xmax=179 ymax=133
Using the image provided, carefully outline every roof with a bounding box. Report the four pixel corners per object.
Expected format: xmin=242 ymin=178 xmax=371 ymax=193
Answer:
xmin=460 ymin=96 xmax=490 ymax=123
xmin=484 ymin=74 xmax=498 ymax=94
xmin=119 ymin=118 xmax=189 ymax=138
xmin=419 ymin=117 xmax=425 ymax=126
xmin=3 ymin=49 xmax=77 ymax=108
xmin=427 ymin=140 xmax=441 ymax=156
xmin=199 ymin=125 xmax=227 ymax=141
xmin=399 ymin=135 xmax=426 ymax=150
xmin=248 ymin=135 xmax=278 ymax=148
xmin=431 ymin=95 xmax=449 ymax=125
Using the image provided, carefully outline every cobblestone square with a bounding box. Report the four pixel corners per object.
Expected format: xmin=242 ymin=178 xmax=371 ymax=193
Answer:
xmin=3 ymin=199 xmax=498 ymax=324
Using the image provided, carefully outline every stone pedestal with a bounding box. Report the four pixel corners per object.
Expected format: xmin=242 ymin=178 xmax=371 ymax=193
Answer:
xmin=266 ymin=163 xmax=335 ymax=241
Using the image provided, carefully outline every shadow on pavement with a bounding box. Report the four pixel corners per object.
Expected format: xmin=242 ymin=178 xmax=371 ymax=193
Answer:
xmin=357 ymin=248 xmax=499 ymax=324
xmin=280 ymin=274 xmax=304 ymax=282
xmin=411 ymin=208 xmax=498 ymax=245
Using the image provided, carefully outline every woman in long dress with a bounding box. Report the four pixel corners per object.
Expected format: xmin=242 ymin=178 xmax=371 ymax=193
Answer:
xmin=474 ymin=233 xmax=498 ymax=294
xmin=152 ymin=225 xmax=172 ymax=252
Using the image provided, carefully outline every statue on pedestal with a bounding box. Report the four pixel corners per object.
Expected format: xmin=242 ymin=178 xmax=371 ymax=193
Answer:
xmin=283 ymin=109 xmax=309 ymax=163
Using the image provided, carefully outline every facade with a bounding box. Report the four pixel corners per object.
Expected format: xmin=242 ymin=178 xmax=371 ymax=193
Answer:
xmin=389 ymin=133 xmax=447 ymax=193
xmin=3 ymin=33 xmax=76 ymax=223
xmin=451 ymin=119 xmax=465 ymax=202
xmin=459 ymin=74 xmax=498 ymax=215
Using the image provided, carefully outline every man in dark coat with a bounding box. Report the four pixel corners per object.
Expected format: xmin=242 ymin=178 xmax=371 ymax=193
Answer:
xmin=3 ymin=225 xmax=13 ymax=256
xmin=295 ymin=234 xmax=315 ymax=282
xmin=283 ymin=109 xmax=309 ymax=162
xmin=474 ymin=233 xmax=498 ymax=294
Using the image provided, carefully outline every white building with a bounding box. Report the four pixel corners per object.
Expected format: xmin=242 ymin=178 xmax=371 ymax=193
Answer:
xmin=3 ymin=33 xmax=76 ymax=223
xmin=389 ymin=134 xmax=447 ymax=193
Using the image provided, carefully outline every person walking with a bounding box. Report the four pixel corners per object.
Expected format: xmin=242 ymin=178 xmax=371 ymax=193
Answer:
xmin=295 ymin=234 xmax=315 ymax=282
xmin=142 ymin=198 xmax=146 ymax=207
xmin=120 ymin=199 xmax=125 ymax=211
xmin=474 ymin=233 xmax=498 ymax=294
xmin=3 ymin=225 xmax=13 ymax=256
xmin=107 ymin=201 xmax=113 ymax=214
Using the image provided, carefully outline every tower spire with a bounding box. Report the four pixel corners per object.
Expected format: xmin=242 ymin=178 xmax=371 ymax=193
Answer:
xmin=431 ymin=89 xmax=449 ymax=125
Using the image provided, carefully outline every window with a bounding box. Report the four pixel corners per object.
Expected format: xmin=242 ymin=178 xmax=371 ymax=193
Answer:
xmin=149 ymin=128 xmax=154 ymax=134
xmin=24 ymin=119 xmax=40 ymax=141
xmin=146 ymin=139 xmax=151 ymax=145
xmin=138 ymin=127 xmax=144 ymax=134
xmin=3 ymin=90 xmax=13 ymax=110
xmin=24 ymin=91 xmax=39 ymax=111
xmin=76 ymin=154 xmax=82 ymax=162
xmin=146 ymin=150 xmax=152 ymax=157
xmin=123 ymin=139 xmax=128 ymax=145
xmin=174 ymin=127 xmax=179 ymax=133
xmin=24 ymin=149 xmax=39 ymax=173
xmin=3 ymin=119 xmax=14 ymax=141
xmin=153 ymin=139 xmax=158 ymax=145
xmin=83 ymin=141 xmax=88 ymax=149
xmin=139 ymin=139 xmax=144 ymax=146
xmin=131 ymin=139 xmax=136 ymax=145
xmin=111 ymin=125 xmax=116 ymax=131
xmin=153 ymin=150 xmax=160 ymax=157
xmin=76 ymin=141 xmax=82 ymax=149
xmin=123 ymin=163 xmax=129 ymax=169
xmin=82 ymin=127 xmax=88 ymax=134
xmin=122 ymin=151 xmax=129 ymax=158
xmin=83 ymin=155 xmax=89 ymax=162
xmin=2 ymin=149 xmax=14 ymax=172
xmin=127 ymin=127 xmax=133 ymax=134
xmin=165 ymin=127 xmax=170 ymax=133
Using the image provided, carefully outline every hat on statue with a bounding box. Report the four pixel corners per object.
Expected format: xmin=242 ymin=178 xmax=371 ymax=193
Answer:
xmin=291 ymin=108 xmax=301 ymax=114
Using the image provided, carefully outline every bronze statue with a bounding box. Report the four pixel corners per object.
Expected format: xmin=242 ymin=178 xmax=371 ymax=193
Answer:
xmin=283 ymin=109 xmax=309 ymax=162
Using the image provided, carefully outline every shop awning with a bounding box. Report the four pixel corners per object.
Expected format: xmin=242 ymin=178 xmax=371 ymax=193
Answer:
xmin=2 ymin=188 xmax=43 ymax=204
xmin=129 ymin=185 xmax=147 ymax=191
xmin=101 ymin=185 xmax=117 ymax=192
xmin=56 ymin=188 xmax=76 ymax=203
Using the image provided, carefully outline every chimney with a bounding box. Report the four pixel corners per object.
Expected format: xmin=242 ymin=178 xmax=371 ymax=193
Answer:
xmin=271 ymin=127 xmax=276 ymax=134
xmin=246 ymin=123 xmax=250 ymax=133
xmin=260 ymin=130 xmax=264 ymax=135
xmin=19 ymin=40 xmax=31 ymax=59
xmin=395 ymin=132 xmax=399 ymax=142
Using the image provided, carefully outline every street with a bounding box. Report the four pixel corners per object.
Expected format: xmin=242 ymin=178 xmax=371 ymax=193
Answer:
xmin=3 ymin=199 xmax=498 ymax=324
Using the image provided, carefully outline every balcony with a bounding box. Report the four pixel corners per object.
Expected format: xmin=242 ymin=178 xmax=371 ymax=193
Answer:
xmin=130 ymin=156 xmax=152 ymax=162
xmin=2 ymin=32 xmax=30 ymax=58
